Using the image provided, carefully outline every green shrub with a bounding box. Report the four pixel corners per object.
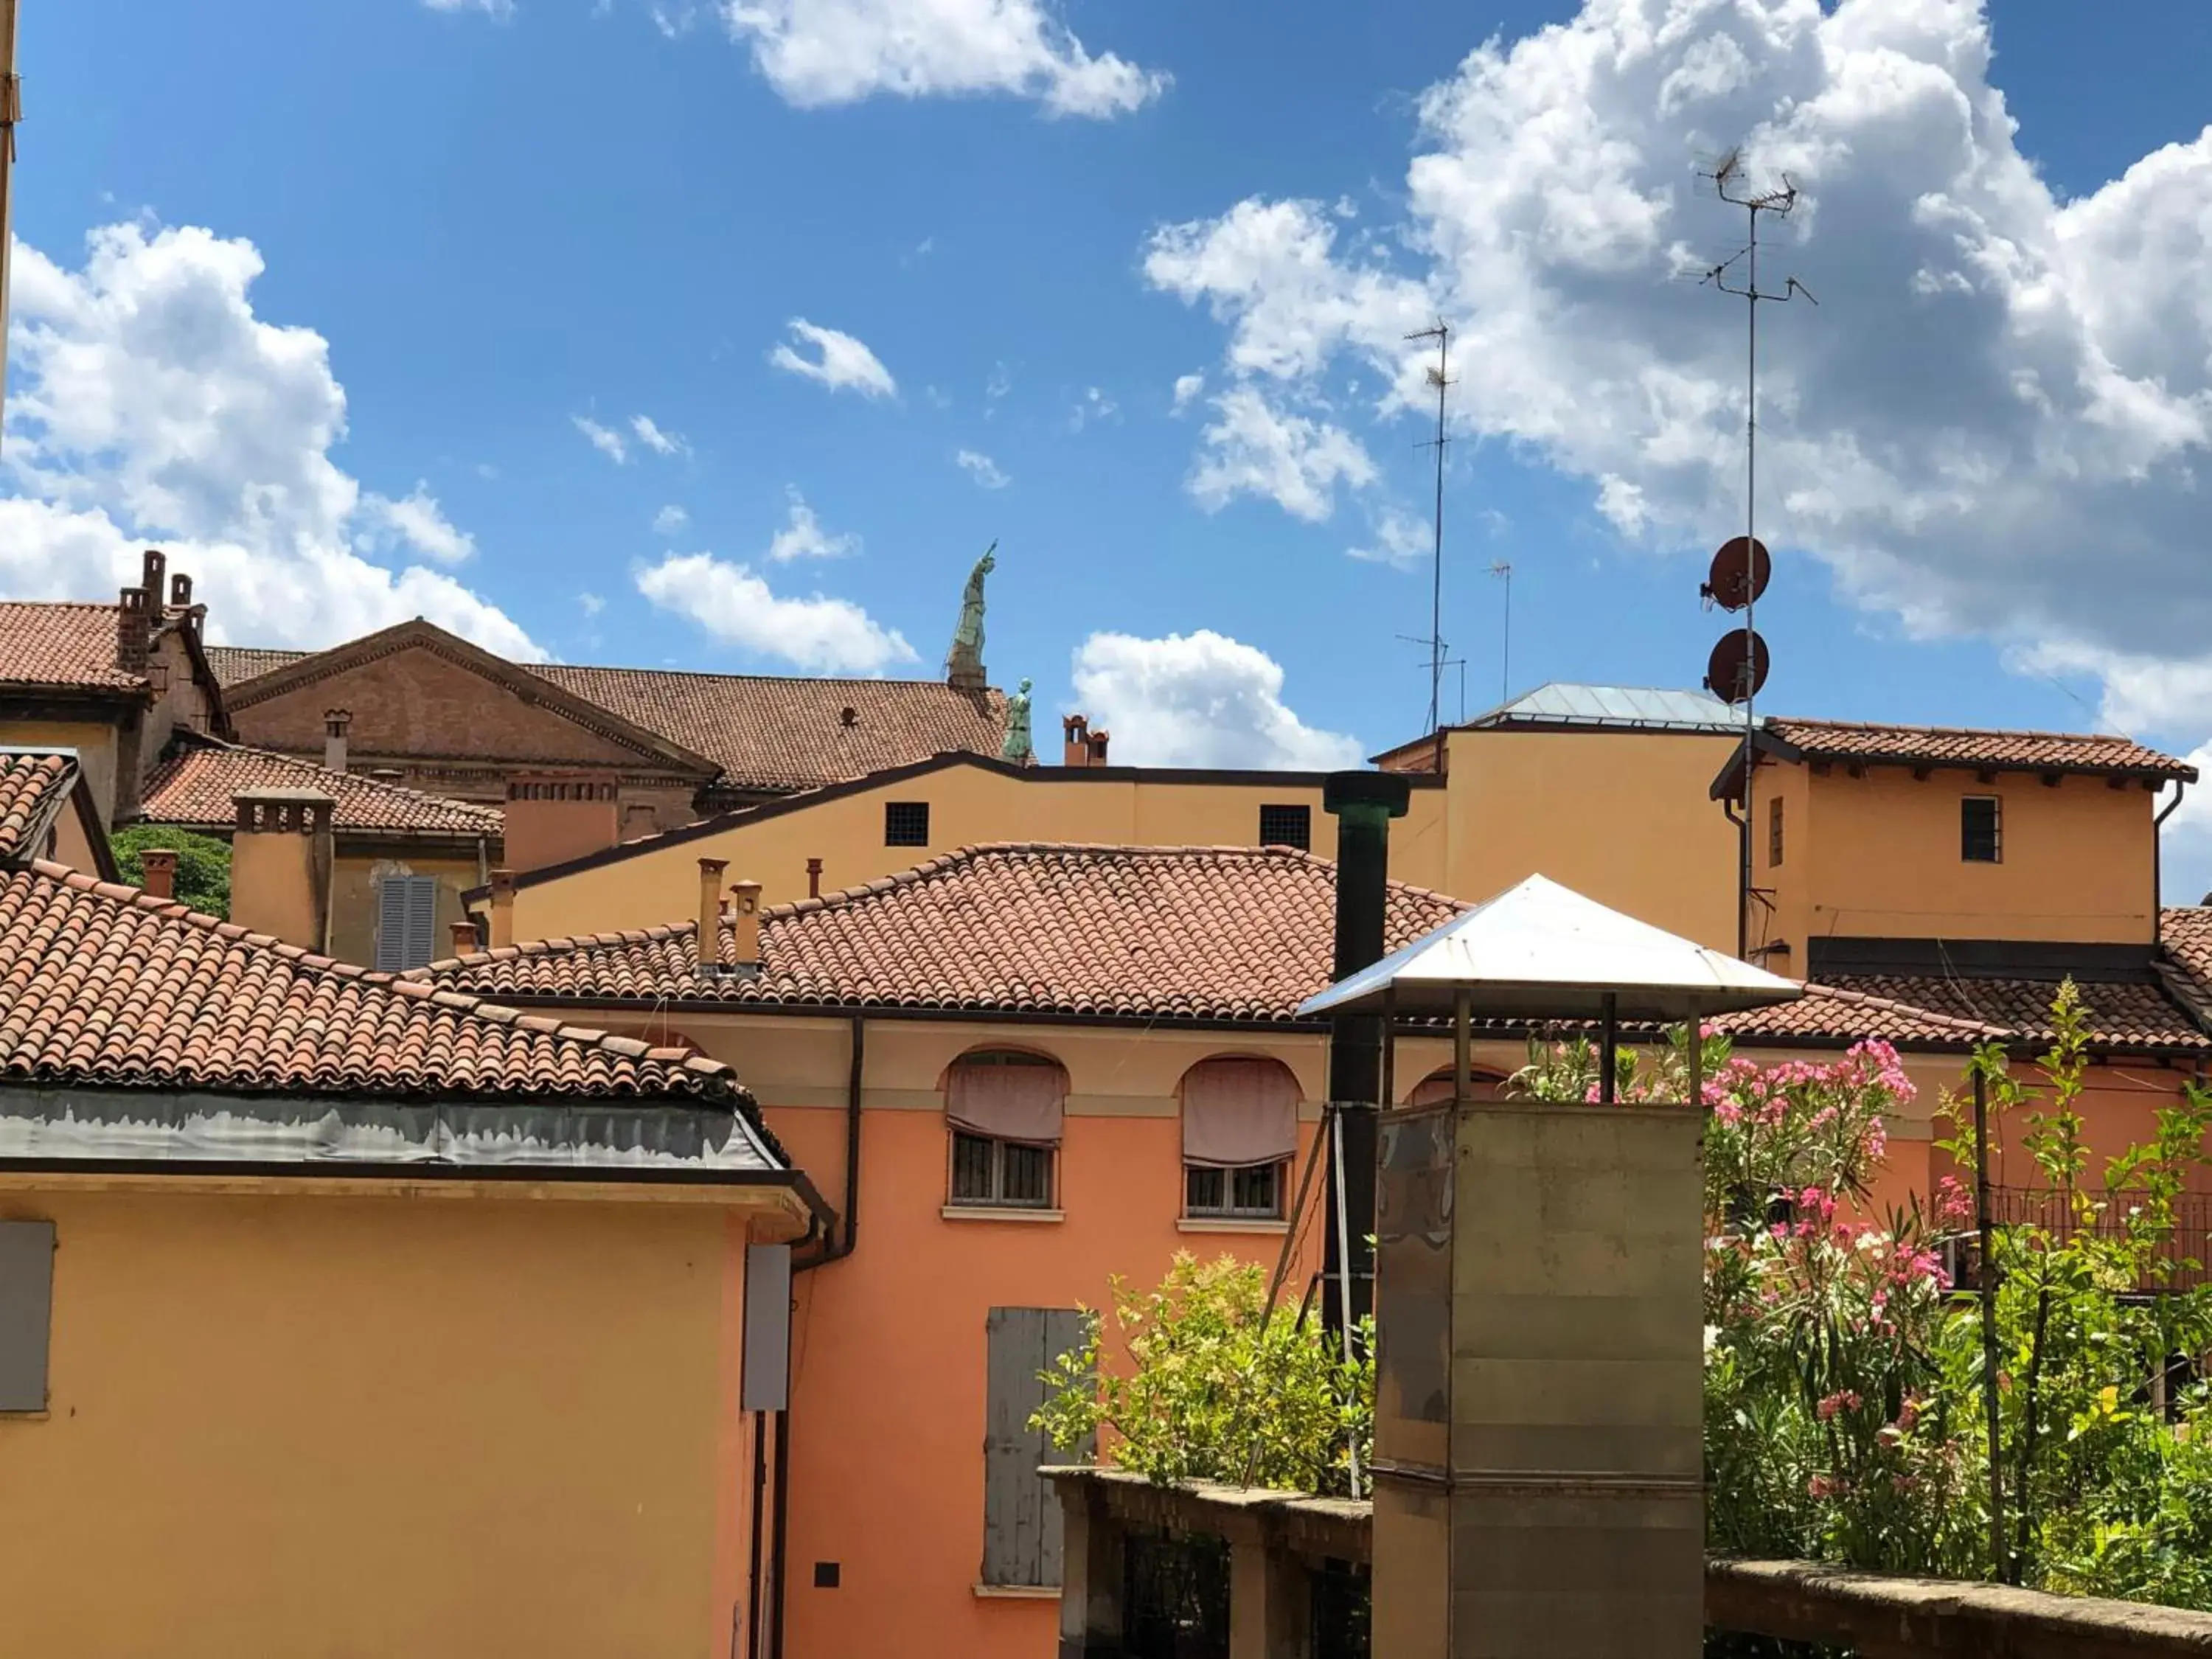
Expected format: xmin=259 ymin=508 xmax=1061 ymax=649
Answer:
xmin=110 ymin=824 xmax=231 ymax=918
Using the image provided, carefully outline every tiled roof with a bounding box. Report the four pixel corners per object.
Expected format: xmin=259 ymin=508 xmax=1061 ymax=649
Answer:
xmin=528 ymin=664 xmax=1007 ymax=793
xmin=0 ymin=602 xmax=146 ymax=692
xmin=142 ymin=742 xmax=502 ymax=838
xmin=1813 ymin=972 xmax=2211 ymax=1053
xmin=1762 ymin=718 xmax=2194 ymax=780
xmin=0 ymin=860 xmax=744 ymax=1099
xmin=428 ymin=843 xmax=1470 ymax=1020
xmin=2161 ymin=908 xmax=2212 ymax=984
xmin=1714 ymin=983 xmax=2011 ymax=1047
xmin=0 ymin=754 xmax=77 ymax=860
xmin=204 ymin=645 xmax=304 ymax=686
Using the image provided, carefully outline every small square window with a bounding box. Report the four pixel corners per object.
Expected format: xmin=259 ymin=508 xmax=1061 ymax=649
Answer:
xmin=885 ymin=801 xmax=930 ymax=848
xmin=1962 ymin=796 xmax=2002 ymax=863
xmin=1767 ymin=796 xmax=1784 ymax=869
xmin=950 ymin=1130 xmax=1055 ymax=1208
xmin=1259 ymin=804 xmax=1311 ymax=852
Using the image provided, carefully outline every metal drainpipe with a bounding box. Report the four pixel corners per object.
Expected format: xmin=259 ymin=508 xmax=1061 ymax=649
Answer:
xmin=1722 ymin=792 xmax=1750 ymax=962
xmin=765 ymin=1015 xmax=865 ymax=1659
xmin=1320 ymin=771 xmax=1412 ymax=1337
xmin=2156 ymin=780 xmax=2188 ymax=920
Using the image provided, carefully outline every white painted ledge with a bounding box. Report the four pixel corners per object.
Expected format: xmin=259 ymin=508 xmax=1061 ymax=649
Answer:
xmin=941 ymin=1205 xmax=1065 ymax=1223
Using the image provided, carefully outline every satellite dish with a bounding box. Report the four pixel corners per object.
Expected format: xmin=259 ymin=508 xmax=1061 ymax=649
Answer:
xmin=1704 ymin=629 xmax=1770 ymax=706
xmin=1700 ymin=537 xmax=1770 ymax=613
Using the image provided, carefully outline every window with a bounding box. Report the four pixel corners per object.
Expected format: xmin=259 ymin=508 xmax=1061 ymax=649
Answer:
xmin=1961 ymin=795 xmax=2002 ymax=863
xmin=1258 ymin=803 xmax=1312 ymax=852
xmin=374 ymin=874 xmax=440 ymax=971
xmin=885 ymin=800 xmax=931 ymax=848
xmin=0 ymin=1220 xmax=55 ymax=1413
xmin=982 ymin=1307 xmax=1089 ymax=1588
xmin=1180 ymin=1057 xmax=1297 ymax=1221
xmin=1767 ymin=795 xmax=1784 ymax=868
xmin=945 ymin=1052 xmax=1065 ymax=1210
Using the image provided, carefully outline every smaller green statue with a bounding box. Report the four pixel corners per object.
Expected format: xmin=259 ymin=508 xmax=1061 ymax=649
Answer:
xmin=1001 ymin=677 xmax=1034 ymax=765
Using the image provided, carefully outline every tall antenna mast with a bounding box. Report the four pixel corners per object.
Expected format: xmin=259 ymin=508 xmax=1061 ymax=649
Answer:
xmin=1489 ymin=560 xmax=1512 ymax=706
xmin=0 ymin=0 xmax=24 ymax=457
xmin=1406 ymin=322 xmax=1453 ymax=745
xmin=1695 ymin=148 xmax=1815 ymax=958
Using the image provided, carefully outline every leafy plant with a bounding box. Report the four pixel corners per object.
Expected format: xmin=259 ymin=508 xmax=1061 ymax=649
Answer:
xmin=110 ymin=824 xmax=231 ymax=918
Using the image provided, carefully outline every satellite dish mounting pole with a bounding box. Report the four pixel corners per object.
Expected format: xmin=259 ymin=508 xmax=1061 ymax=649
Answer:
xmin=1407 ymin=322 xmax=1454 ymax=762
xmin=1698 ymin=151 xmax=1815 ymax=955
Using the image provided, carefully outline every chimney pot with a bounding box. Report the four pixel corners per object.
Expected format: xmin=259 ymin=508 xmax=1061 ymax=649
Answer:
xmin=697 ymin=857 xmax=729 ymax=972
xmin=1062 ymin=713 xmax=1091 ymax=768
xmin=139 ymin=848 xmax=178 ymax=901
xmin=141 ymin=548 xmax=167 ymax=599
xmin=730 ymin=879 xmax=764 ymax=972
xmin=169 ymin=571 xmax=193 ymax=608
xmin=116 ymin=587 xmax=151 ymax=675
xmin=1087 ymin=730 xmax=1110 ymax=765
xmin=806 ymin=856 xmax=823 ymax=899
xmin=323 ymin=709 xmax=351 ymax=774
xmin=451 ymin=919 xmax=480 ymax=956
xmin=488 ymin=867 xmax=516 ymax=949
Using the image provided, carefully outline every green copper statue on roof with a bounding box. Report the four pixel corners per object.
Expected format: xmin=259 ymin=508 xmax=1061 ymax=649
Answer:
xmin=946 ymin=541 xmax=995 ymax=692
xmin=1001 ymin=677 xmax=1034 ymax=765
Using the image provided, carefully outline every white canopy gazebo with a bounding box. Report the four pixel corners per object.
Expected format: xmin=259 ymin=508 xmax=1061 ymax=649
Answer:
xmin=1296 ymin=873 xmax=1801 ymax=1105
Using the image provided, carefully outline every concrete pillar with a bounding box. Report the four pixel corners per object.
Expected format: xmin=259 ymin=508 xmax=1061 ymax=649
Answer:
xmin=1053 ymin=1478 xmax=1124 ymax=1659
xmin=1228 ymin=1531 xmax=1312 ymax=1659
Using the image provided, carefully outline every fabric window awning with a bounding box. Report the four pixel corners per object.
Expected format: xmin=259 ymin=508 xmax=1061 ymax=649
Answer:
xmin=1181 ymin=1058 xmax=1298 ymax=1169
xmin=946 ymin=1060 xmax=1066 ymax=1147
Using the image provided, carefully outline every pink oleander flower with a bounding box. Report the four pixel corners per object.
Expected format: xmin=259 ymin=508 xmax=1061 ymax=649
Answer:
xmin=1806 ymin=1474 xmax=1837 ymax=1498
xmin=1815 ymin=1389 xmax=1862 ymax=1422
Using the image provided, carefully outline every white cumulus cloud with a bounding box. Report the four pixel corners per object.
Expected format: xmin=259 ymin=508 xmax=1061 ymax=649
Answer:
xmin=768 ymin=318 xmax=898 ymax=399
xmin=1187 ymin=386 xmax=1377 ymax=522
xmin=653 ymin=504 xmax=690 ymax=535
xmin=1 ymin=221 xmax=538 ymax=658
xmin=572 ymin=414 xmax=628 ymax=464
xmin=718 ymin=0 xmax=1166 ymax=118
xmin=1348 ymin=506 xmax=1430 ymax=571
xmin=424 ymin=0 xmax=515 ymax=18
xmin=956 ymin=448 xmax=1010 ymax=490
xmin=636 ymin=552 xmax=912 ymax=672
xmin=630 ymin=413 xmax=689 ymax=456
xmin=1071 ymin=630 xmax=1364 ymax=771
xmin=1141 ymin=0 xmax=2212 ymax=765
xmin=767 ymin=488 xmax=859 ymax=561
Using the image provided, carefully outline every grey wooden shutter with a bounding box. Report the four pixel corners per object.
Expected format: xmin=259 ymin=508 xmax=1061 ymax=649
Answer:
xmin=0 ymin=1220 xmax=56 ymax=1413
xmin=981 ymin=1306 xmax=1088 ymax=1587
xmin=375 ymin=876 xmax=440 ymax=971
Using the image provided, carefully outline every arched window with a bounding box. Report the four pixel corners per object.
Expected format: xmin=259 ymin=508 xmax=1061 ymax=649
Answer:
xmin=1180 ymin=1057 xmax=1300 ymax=1221
xmin=945 ymin=1050 xmax=1067 ymax=1209
xmin=1407 ymin=1067 xmax=1512 ymax=1107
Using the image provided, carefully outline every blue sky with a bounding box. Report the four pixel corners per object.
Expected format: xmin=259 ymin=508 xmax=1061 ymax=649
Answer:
xmin=13 ymin=0 xmax=2212 ymax=889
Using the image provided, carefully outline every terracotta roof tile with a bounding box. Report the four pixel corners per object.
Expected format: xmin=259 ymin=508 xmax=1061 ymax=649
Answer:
xmin=0 ymin=753 xmax=77 ymax=860
xmin=1812 ymin=971 xmax=2209 ymax=1052
xmin=1764 ymin=718 xmax=2194 ymax=780
xmin=1712 ymin=983 xmax=2011 ymax=1047
xmin=204 ymin=645 xmax=304 ymax=686
xmin=0 ymin=601 xmax=147 ymax=692
xmin=142 ymin=742 xmax=501 ymax=837
xmin=0 ymin=860 xmax=748 ymax=1099
xmin=428 ymin=843 xmax=1469 ymax=1020
xmin=527 ymin=665 xmax=1006 ymax=793
xmin=2161 ymin=908 xmax=2212 ymax=985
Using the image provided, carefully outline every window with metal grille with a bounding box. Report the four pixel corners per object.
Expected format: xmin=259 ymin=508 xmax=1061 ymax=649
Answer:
xmin=950 ymin=1133 xmax=1054 ymax=1207
xmin=885 ymin=800 xmax=931 ymax=847
xmin=1961 ymin=796 xmax=2002 ymax=863
xmin=1258 ymin=803 xmax=1311 ymax=852
xmin=1183 ymin=1162 xmax=1284 ymax=1220
xmin=1767 ymin=796 xmax=1784 ymax=868
xmin=374 ymin=874 xmax=440 ymax=971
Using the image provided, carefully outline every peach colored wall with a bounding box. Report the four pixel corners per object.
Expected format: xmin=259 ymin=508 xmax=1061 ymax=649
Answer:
xmin=506 ymin=768 xmax=1454 ymax=939
xmin=229 ymin=827 xmax=324 ymax=949
xmin=1783 ymin=767 xmax=2160 ymax=947
xmin=0 ymin=1187 xmax=757 ymax=1659
xmin=329 ymin=852 xmax=484 ymax=967
xmin=1435 ymin=727 xmax=1742 ymax=950
xmin=50 ymin=800 xmax=105 ymax=876
xmin=0 ymin=720 xmax=121 ymax=826
xmin=1750 ymin=758 xmax=1815 ymax=966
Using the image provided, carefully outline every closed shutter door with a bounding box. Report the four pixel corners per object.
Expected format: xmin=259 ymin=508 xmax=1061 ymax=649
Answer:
xmin=981 ymin=1307 xmax=1088 ymax=1587
xmin=0 ymin=1220 xmax=56 ymax=1413
xmin=375 ymin=877 xmax=441 ymax=971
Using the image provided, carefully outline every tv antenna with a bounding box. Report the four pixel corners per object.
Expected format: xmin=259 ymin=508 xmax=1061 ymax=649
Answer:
xmin=1694 ymin=147 xmax=1815 ymax=958
xmin=1489 ymin=560 xmax=1512 ymax=706
xmin=1406 ymin=321 xmax=1454 ymax=740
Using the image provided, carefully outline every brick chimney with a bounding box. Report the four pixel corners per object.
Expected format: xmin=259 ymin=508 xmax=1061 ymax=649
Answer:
xmin=729 ymin=880 xmax=763 ymax=973
xmin=229 ymin=789 xmax=335 ymax=952
xmin=323 ymin=709 xmax=351 ymax=774
xmin=504 ymin=774 xmax=622 ymax=873
xmin=487 ymin=868 xmax=515 ymax=949
xmin=1062 ymin=714 xmax=1090 ymax=768
xmin=115 ymin=585 xmax=151 ymax=675
xmin=806 ymin=857 xmax=824 ymax=900
xmin=139 ymin=848 xmax=178 ymax=902
xmin=1085 ymin=728 xmax=1110 ymax=765
xmin=450 ymin=919 xmax=479 ymax=956
xmin=140 ymin=548 xmax=166 ymax=605
xmin=169 ymin=571 xmax=193 ymax=610
xmin=697 ymin=858 xmax=728 ymax=973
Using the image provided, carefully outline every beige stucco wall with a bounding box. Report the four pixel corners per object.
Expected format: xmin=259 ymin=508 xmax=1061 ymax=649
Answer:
xmin=0 ymin=1186 xmax=753 ymax=1659
xmin=330 ymin=850 xmax=484 ymax=967
xmin=0 ymin=720 xmax=122 ymax=827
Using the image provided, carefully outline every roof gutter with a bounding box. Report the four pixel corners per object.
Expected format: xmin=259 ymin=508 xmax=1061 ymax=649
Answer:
xmin=2157 ymin=779 xmax=2188 ymax=919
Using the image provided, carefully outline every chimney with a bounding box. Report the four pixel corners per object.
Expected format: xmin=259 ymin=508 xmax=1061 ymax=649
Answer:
xmin=169 ymin=571 xmax=193 ymax=610
xmin=1086 ymin=729 xmax=1110 ymax=766
xmin=806 ymin=857 xmax=823 ymax=900
xmin=116 ymin=586 xmax=151 ymax=675
xmin=697 ymin=858 xmax=728 ymax=973
xmin=139 ymin=848 xmax=178 ymax=902
xmin=1062 ymin=714 xmax=1090 ymax=768
xmin=229 ymin=789 xmax=335 ymax=953
xmin=324 ymin=709 xmax=351 ymax=774
xmin=729 ymin=880 xmax=763 ymax=973
xmin=1319 ymin=770 xmax=1412 ymax=1338
xmin=504 ymin=773 xmax=623 ymax=873
xmin=450 ymin=919 xmax=480 ymax=956
xmin=487 ymin=868 xmax=515 ymax=949
xmin=141 ymin=548 xmax=167 ymax=601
